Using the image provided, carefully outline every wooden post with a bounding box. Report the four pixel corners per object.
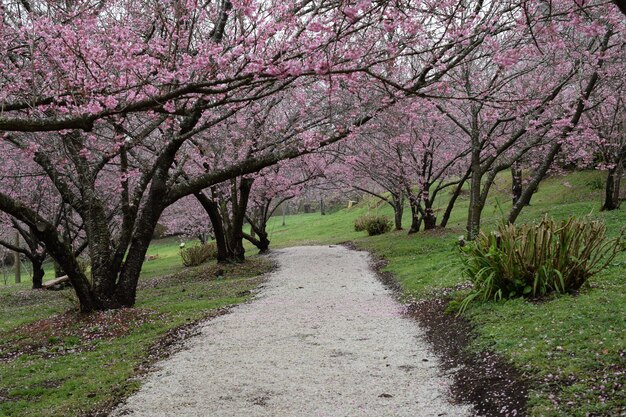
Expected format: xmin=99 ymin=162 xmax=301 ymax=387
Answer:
xmin=14 ymin=232 xmax=21 ymax=284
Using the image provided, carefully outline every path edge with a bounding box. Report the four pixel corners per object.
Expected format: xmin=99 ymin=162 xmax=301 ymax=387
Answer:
xmin=84 ymin=266 xmax=275 ymax=417
xmin=341 ymin=241 xmax=530 ymax=417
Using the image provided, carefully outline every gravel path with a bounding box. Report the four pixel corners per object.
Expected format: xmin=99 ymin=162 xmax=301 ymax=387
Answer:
xmin=113 ymin=245 xmax=470 ymax=417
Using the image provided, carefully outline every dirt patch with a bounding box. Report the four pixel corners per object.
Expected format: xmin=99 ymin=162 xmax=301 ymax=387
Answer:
xmin=408 ymin=299 xmax=528 ymax=417
xmin=350 ymin=243 xmax=530 ymax=417
xmin=0 ymin=308 xmax=158 ymax=362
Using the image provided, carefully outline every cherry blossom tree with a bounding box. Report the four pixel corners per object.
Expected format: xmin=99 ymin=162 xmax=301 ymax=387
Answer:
xmin=333 ymin=137 xmax=407 ymax=231
xmin=0 ymin=140 xmax=87 ymax=288
xmin=335 ymin=99 xmax=469 ymax=233
xmin=0 ymin=0 xmax=412 ymax=310
xmin=244 ymin=156 xmax=328 ymax=253
xmin=1 ymin=0 xmax=621 ymax=311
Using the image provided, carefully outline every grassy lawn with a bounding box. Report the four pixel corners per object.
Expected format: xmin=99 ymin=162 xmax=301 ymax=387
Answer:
xmin=0 ymin=258 xmax=274 ymax=417
xmin=264 ymin=170 xmax=625 ymax=416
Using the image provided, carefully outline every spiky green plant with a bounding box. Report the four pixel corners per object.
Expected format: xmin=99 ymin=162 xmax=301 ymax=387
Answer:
xmin=459 ymin=216 xmax=625 ymax=312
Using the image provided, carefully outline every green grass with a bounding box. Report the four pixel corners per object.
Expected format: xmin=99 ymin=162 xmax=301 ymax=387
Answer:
xmin=0 ymin=258 xmax=274 ymax=417
xmin=0 ymin=170 xmax=623 ymax=416
xmin=262 ymin=170 xmax=626 ymax=416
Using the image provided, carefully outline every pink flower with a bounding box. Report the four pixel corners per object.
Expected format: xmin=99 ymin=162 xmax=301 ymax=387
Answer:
xmin=307 ymin=22 xmax=324 ymax=33
xmin=103 ymin=96 xmax=119 ymax=109
xmin=163 ymin=101 xmax=176 ymax=113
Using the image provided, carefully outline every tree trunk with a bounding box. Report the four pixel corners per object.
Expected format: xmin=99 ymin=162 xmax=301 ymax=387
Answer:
xmin=602 ymin=163 xmax=623 ymax=211
xmin=614 ymin=162 xmax=623 ymax=206
xmin=408 ymin=198 xmax=422 ymax=234
xmin=195 ymin=192 xmax=231 ymax=263
xmin=439 ymin=169 xmax=471 ymax=228
xmin=467 ymin=111 xmax=483 ymax=241
xmin=467 ymin=166 xmax=483 ymax=240
xmin=423 ymin=207 xmax=437 ymax=230
xmin=227 ymin=178 xmax=254 ymax=262
xmin=31 ymin=258 xmax=45 ymax=289
xmin=110 ymin=208 xmax=163 ymax=309
xmin=421 ymin=186 xmax=436 ymax=231
xmin=243 ymin=229 xmax=270 ymax=253
xmin=392 ymin=196 xmax=404 ymax=230
xmin=511 ymin=161 xmax=523 ymax=204
xmin=282 ymin=204 xmax=286 ymax=226
xmin=13 ymin=232 xmax=20 ymax=284
xmin=257 ymin=232 xmax=270 ymax=253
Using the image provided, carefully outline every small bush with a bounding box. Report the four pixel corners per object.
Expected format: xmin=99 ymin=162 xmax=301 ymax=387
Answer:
xmin=459 ymin=216 xmax=624 ymax=312
xmin=366 ymin=216 xmax=392 ymax=236
xmin=354 ymin=215 xmax=393 ymax=236
xmin=354 ymin=215 xmax=369 ymax=232
xmin=180 ymin=243 xmax=217 ymax=267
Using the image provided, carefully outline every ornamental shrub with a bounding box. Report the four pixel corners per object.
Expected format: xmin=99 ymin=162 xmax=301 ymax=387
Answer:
xmin=365 ymin=215 xmax=392 ymax=236
xmin=354 ymin=215 xmax=392 ymax=236
xmin=458 ymin=216 xmax=624 ymax=312
xmin=354 ymin=215 xmax=369 ymax=232
xmin=180 ymin=243 xmax=217 ymax=267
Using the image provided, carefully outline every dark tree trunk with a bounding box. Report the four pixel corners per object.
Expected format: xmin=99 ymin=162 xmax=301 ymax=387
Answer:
xmin=228 ymin=178 xmax=254 ymax=262
xmin=408 ymin=198 xmax=422 ymax=234
xmin=421 ymin=187 xmax=436 ymax=231
xmin=31 ymin=218 xmax=98 ymax=311
xmin=511 ymin=160 xmax=523 ymax=204
xmin=243 ymin=230 xmax=270 ymax=253
xmin=31 ymin=258 xmax=45 ymax=289
xmin=111 ymin=204 xmax=165 ymax=309
xmin=467 ymin=164 xmax=483 ymax=240
xmin=466 ymin=105 xmax=483 ymax=241
xmin=195 ymin=191 xmax=231 ymax=263
xmin=423 ymin=207 xmax=437 ymax=230
xmin=392 ymin=195 xmax=404 ymax=231
xmin=614 ymin=163 xmax=623 ymax=207
xmin=602 ymin=164 xmax=623 ymax=211
xmin=197 ymin=178 xmax=254 ymax=264
xmin=257 ymin=232 xmax=270 ymax=253
xmin=439 ymin=169 xmax=471 ymax=228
